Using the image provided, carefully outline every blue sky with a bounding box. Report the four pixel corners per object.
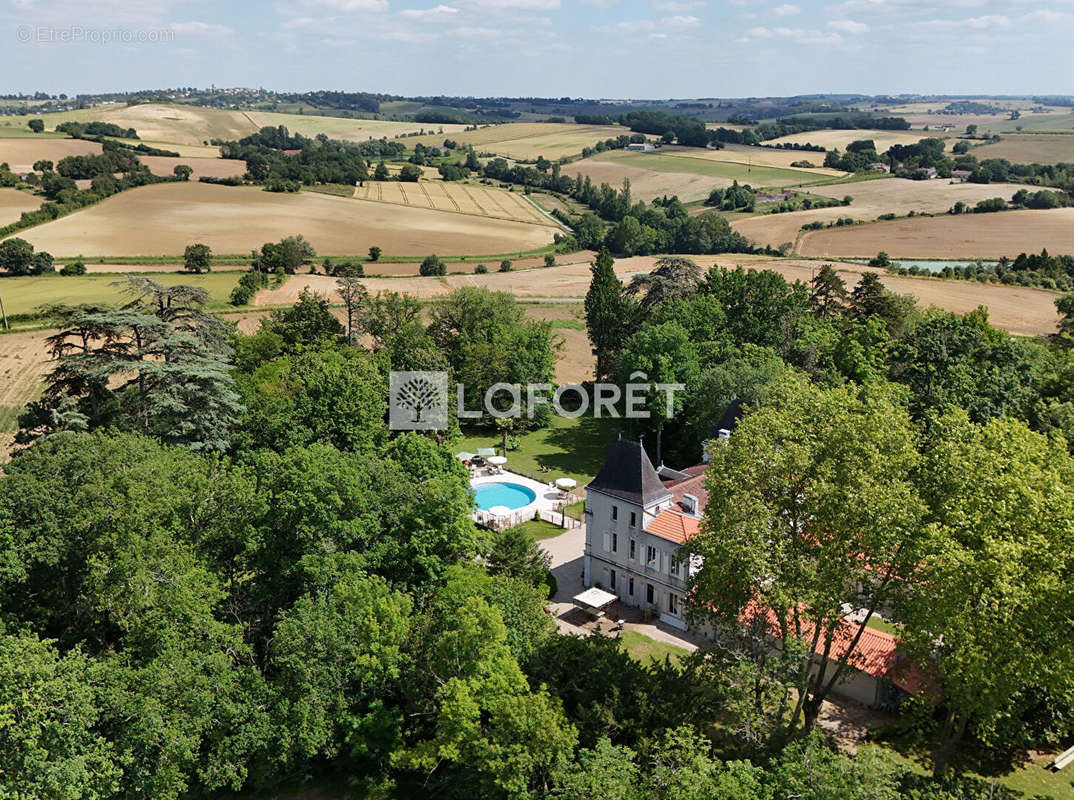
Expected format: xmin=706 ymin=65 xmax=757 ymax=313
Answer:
xmin=2 ymin=0 xmax=1073 ymax=98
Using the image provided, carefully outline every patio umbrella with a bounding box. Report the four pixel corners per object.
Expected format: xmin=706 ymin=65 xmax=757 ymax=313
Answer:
xmin=555 ymin=477 xmax=577 ymax=491
xmin=487 ymin=456 xmax=507 ymax=466
xmin=455 ymin=451 xmax=476 ymax=461
xmin=477 ymin=448 xmax=497 ymax=457
xmin=488 ymin=505 xmax=512 ymax=517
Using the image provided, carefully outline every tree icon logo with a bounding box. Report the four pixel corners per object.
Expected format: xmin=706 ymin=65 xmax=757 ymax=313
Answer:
xmin=389 ymin=371 xmax=449 ymax=430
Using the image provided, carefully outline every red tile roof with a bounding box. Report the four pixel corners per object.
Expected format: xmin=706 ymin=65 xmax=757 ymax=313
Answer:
xmin=742 ymin=603 xmax=932 ymax=695
xmin=662 ymin=464 xmax=709 ymax=512
xmin=646 ymin=508 xmax=701 ymax=544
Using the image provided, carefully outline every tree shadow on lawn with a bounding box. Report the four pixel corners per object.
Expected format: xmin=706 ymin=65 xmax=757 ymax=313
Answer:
xmin=537 ymin=415 xmax=622 ymax=481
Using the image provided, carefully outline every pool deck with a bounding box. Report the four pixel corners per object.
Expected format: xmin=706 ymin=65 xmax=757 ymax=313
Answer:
xmin=470 ymin=469 xmax=567 ymax=527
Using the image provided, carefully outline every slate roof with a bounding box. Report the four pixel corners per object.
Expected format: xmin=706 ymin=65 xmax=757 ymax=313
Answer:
xmin=586 ymin=438 xmax=672 ymax=506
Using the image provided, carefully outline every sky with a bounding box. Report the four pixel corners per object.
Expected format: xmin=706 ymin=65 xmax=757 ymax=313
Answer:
xmin=1 ymin=0 xmax=1073 ymax=99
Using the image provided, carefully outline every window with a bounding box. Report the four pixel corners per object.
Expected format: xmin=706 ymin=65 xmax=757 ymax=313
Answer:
xmin=670 ymin=557 xmax=680 ymax=578
xmin=646 ymin=545 xmax=658 ymax=568
xmin=629 ymin=539 xmax=636 ymax=560
xmin=668 ymin=593 xmax=679 ymax=615
xmin=646 ymin=583 xmax=654 ymax=604
xmin=628 ymin=577 xmax=634 ymax=596
xmin=611 ymin=505 xmax=618 ymax=521
xmin=630 ymin=511 xmax=637 ymax=527
xmin=611 ymin=532 xmax=618 ymax=553
xmin=609 ymin=569 xmax=616 ymax=591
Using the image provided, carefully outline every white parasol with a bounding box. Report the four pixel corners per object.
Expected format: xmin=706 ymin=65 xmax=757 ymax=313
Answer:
xmin=487 ymin=455 xmax=508 ymax=466
xmin=487 ymin=505 xmax=512 ymax=517
xmin=555 ymin=477 xmax=577 ymax=491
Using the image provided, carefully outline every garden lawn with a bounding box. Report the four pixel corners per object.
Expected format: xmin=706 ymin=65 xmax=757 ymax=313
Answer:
xmin=456 ymin=414 xmax=621 ymax=486
xmin=618 ymin=630 xmax=689 ymax=666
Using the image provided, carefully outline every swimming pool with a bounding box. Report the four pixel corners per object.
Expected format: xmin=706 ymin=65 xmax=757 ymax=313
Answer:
xmin=473 ymin=482 xmax=537 ymax=511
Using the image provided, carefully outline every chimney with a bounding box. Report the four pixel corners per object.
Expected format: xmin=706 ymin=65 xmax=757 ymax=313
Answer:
xmin=681 ymin=493 xmax=699 ymax=516
xmin=717 ymin=428 xmax=731 ymax=441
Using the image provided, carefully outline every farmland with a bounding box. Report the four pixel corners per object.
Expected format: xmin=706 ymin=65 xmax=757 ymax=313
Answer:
xmin=0 ymin=188 xmax=40 ymax=226
xmin=763 ymin=128 xmax=942 ymax=152
xmin=353 ymin=180 xmax=556 ymax=227
xmin=0 ymin=272 xmax=241 ymax=317
xmin=798 ymin=207 xmax=1074 ymax=259
xmin=734 ymin=177 xmax=1031 ymax=249
xmin=140 ymin=155 xmax=247 ymax=180
xmin=0 ymin=137 xmax=103 ymax=173
xmin=0 ymin=103 xmax=465 ymax=147
xmin=970 ymin=133 xmax=1074 ymax=164
xmin=255 ymin=253 xmax=1064 ymax=337
xmin=406 ymin=122 xmax=625 ymax=159
xmin=13 ymin=181 xmax=559 ymax=258
xmin=0 ymin=330 xmax=52 ymax=459
xmin=565 ymin=147 xmax=834 ymax=203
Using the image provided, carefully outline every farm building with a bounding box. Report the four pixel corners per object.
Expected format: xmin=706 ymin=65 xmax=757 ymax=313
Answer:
xmin=626 ymin=142 xmax=655 ymax=151
xmin=870 ymin=162 xmax=891 ymax=173
xmin=951 ymin=169 xmax=973 ymax=181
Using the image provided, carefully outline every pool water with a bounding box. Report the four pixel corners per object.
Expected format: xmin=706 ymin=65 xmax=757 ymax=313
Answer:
xmin=473 ymin=482 xmax=537 ymax=511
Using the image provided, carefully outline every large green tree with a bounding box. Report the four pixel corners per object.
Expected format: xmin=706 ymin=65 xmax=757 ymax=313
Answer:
xmin=688 ymin=377 xmax=926 ymax=736
xmin=901 ymin=412 xmax=1074 ymax=775
xmin=583 ymin=248 xmax=629 ymax=380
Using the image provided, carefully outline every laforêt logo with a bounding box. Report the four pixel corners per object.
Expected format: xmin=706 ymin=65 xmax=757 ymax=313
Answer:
xmin=390 ymin=371 xmax=450 ymax=430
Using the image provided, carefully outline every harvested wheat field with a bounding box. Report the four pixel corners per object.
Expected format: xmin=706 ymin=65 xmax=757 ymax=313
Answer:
xmin=0 ymin=189 xmax=41 ymax=226
xmin=970 ymin=134 xmax=1074 ymax=164
xmin=764 ymin=129 xmax=942 ymax=152
xmin=565 ymin=154 xmax=717 ymax=202
xmin=798 ymin=208 xmax=1074 ymax=259
xmin=0 ymin=330 xmax=52 ymax=460
xmin=256 ymin=254 xmax=1061 ymax=337
xmin=0 ymin=138 xmax=102 ymax=173
xmin=0 ymin=103 xmax=462 ymax=149
xmin=354 ymin=180 xmax=555 ymax=227
xmin=14 ymin=182 xmax=558 ymax=258
xmin=140 ymin=156 xmax=248 ymax=180
xmin=407 ymin=123 xmax=624 ymax=160
xmin=660 ymin=144 xmax=845 ymax=176
xmin=734 ymin=177 xmax=1031 ymax=249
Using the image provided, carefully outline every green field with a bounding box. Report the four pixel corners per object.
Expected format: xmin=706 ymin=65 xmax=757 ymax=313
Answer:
xmin=985 ymin=112 xmax=1074 ymax=134
xmin=599 ymin=149 xmax=832 ymax=188
xmin=0 ymin=272 xmax=240 ymax=317
xmin=0 ymin=127 xmax=67 ymax=139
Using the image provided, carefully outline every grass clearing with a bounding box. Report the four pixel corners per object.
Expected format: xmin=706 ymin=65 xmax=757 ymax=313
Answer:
xmin=0 ymin=272 xmax=240 ymax=317
xmin=618 ymin=630 xmax=689 ymax=666
xmin=11 ymin=181 xmax=558 ymax=258
xmin=139 ymin=155 xmax=246 ymax=180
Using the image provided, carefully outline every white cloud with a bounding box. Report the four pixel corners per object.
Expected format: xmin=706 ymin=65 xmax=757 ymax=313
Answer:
xmin=964 ymin=13 xmax=1009 ymax=27
xmin=743 ymin=24 xmax=842 ymax=44
xmin=772 ymin=3 xmax=800 ymax=15
xmin=456 ymin=0 xmax=560 ymax=10
xmin=828 ymin=18 xmax=868 ymax=32
xmin=300 ymin=0 xmax=387 ymax=9
xmin=398 ymin=4 xmax=458 ymax=17
xmin=169 ymin=20 xmax=233 ymax=36
xmin=1022 ymin=8 xmax=1074 ymax=22
xmin=582 ymin=0 xmax=622 ymax=9
xmin=597 ymin=13 xmax=700 ymax=34
xmin=651 ymin=0 xmax=705 ymax=10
